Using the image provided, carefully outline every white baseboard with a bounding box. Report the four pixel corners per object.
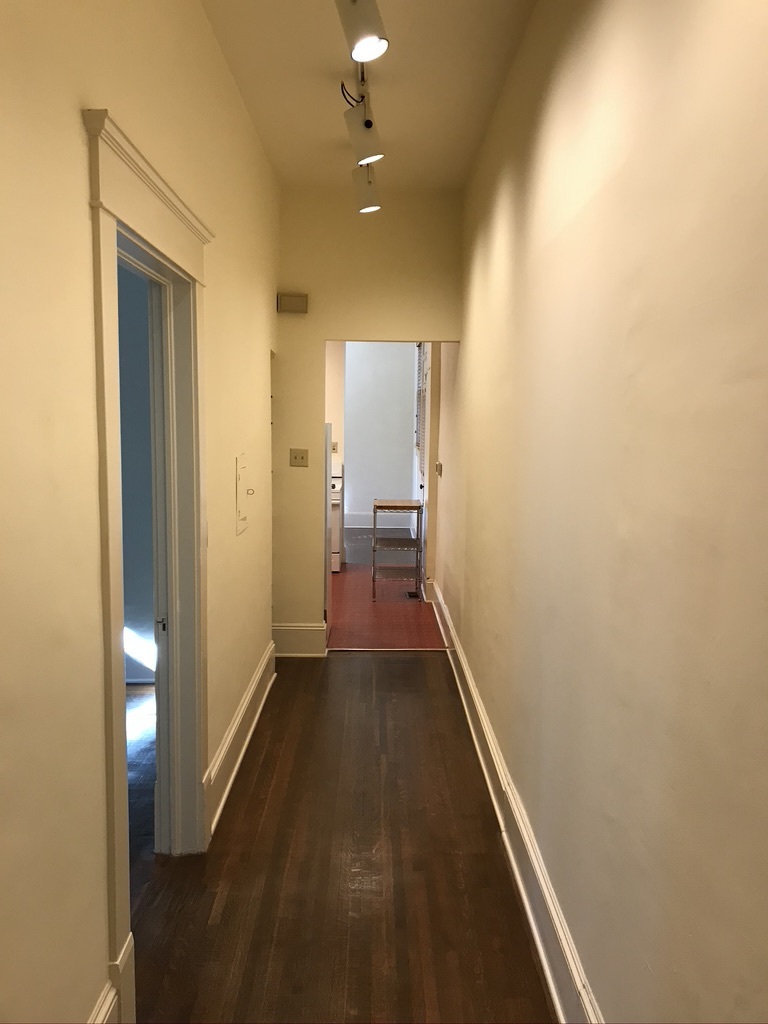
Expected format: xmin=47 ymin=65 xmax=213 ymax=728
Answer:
xmin=103 ymin=932 xmax=134 ymax=1023
xmin=344 ymin=513 xmax=373 ymax=528
xmin=275 ymin=651 xmax=328 ymax=658
xmin=203 ymin=642 xmax=276 ymax=837
xmin=272 ymin=622 xmax=327 ymax=657
xmin=345 ymin=513 xmax=414 ymax=529
xmin=433 ymin=585 xmax=603 ymax=1024
xmin=89 ymin=983 xmax=119 ymax=1024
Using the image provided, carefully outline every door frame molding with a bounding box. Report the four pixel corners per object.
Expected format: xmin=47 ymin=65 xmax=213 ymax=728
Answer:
xmin=83 ymin=108 xmax=214 ymax=1021
xmin=117 ymin=234 xmax=206 ymax=856
xmin=422 ymin=342 xmax=442 ymax=601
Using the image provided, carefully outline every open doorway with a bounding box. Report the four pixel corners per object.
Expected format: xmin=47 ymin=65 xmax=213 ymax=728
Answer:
xmin=117 ymin=262 xmax=163 ymax=909
xmin=324 ymin=340 xmax=446 ymax=650
xmin=83 ymin=109 xmax=213 ymax=1015
xmin=114 ymin=229 xmax=207 ymax=911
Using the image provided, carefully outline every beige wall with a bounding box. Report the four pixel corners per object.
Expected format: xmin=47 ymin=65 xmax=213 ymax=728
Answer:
xmin=436 ymin=0 xmax=768 ymax=1019
xmin=0 ymin=2 xmax=277 ymax=1019
xmin=273 ymin=188 xmax=461 ymax=652
xmin=324 ymin=341 xmax=346 ymax=461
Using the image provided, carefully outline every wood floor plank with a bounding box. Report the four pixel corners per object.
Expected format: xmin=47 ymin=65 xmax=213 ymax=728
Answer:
xmin=133 ymin=652 xmax=554 ymax=1023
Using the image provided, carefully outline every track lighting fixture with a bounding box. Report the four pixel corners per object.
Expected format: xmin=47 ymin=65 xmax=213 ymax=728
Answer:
xmin=353 ymin=164 xmax=381 ymax=213
xmin=334 ymin=0 xmax=389 ymax=63
xmin=341 ymin=70 xmax=383 ymax=166
xmin=344 ymin=103 xmax=383 ymax=164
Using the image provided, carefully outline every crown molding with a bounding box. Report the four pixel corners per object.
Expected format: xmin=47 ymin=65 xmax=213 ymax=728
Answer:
xmin=82 ymin=108 xmax=214 ymax=246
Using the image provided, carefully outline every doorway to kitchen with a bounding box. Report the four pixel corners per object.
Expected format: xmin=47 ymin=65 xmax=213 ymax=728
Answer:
xmin=324 ymin=340 xmax=446 ymax=650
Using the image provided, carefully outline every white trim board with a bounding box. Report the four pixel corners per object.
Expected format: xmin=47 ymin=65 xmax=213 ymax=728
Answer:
xmin=90 ymin=931 xmax=133 ymax=1024
xmin=275 ymin=652 xmax=328 ymax=658
xmin=432 ymin=585 xmax=603 ymax=1024
xmin=204 ymin=642 xmax=276 ymax=837
xmin=105 ymin=931 xmax=135 ymax=1024
xmin=88 ymin=984 xmax=119 ymax=1024
xmin=82 ymin=105 xmax=212 ymax=1015
xmin=82 ymin=109 xmax=214 ymax=278
xmin=272 ymin=622 xmax=327 ymax=657
xmin=344 ymin=514 xmax=375 ymax=528
xmin=345 ymin=513 xmax=413 ymax=529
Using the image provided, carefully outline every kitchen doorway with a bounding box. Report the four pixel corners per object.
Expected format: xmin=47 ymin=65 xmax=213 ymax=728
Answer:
xmin=324 ymin=340 xmax=446 ymax=650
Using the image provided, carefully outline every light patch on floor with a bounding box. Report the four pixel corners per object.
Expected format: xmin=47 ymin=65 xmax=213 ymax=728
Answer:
xmin=126 ymin=692 xmax=156 ymax=744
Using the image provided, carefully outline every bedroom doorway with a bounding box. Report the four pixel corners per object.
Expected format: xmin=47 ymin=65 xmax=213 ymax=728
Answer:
xmin=117 ymin=260 xmax=168 ymax=907
xmin=110 ymin=229 xmax=207 ymax=920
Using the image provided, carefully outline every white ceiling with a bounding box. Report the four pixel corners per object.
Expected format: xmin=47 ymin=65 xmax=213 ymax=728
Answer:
xmin=201 ymin=0 xmax=534 ymax=189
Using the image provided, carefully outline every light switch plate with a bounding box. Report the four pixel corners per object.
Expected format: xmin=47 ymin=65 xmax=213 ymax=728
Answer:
xmin=331 ymin=441 xmax=339 ymax=453
xmin=290 ymin=447 xmax=309 ymax=467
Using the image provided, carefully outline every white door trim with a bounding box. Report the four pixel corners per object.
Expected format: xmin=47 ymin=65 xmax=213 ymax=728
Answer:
xmin=423 ymin=342 xmax=442 ymax=601
xmin=83 ymin=108 xmax=213 ymax=1021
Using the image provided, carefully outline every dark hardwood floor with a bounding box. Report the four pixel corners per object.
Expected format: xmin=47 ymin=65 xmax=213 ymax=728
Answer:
xmin=126 ymin=684 xmax=156 ymax=913
xmin=133 ymin=652 xmax=554 ymax=1023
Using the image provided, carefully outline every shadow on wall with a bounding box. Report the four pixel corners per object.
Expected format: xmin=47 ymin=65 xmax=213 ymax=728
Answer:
xmin=468 ymin=0 xmax=599 ymax=249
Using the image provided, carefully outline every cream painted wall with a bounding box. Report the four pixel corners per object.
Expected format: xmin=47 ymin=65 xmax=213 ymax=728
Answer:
xmin=0 ymin=2 xmax=277 ymax=1020
xmin=437 ymin=1 xmax=768 ymax=1020
xmin=273 ymin=188 xmax=461 ymax=651
xmin=324 ymin=340 xmax=346 ymax=460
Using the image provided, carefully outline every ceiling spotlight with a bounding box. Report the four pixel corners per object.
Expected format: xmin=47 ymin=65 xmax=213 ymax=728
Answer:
xmin=344 ymin=97 xmax=383 ymax=166
xmin=334 ymin=0 xmax=389 ymax=63
xmin=353 ymin=164 xmax=381 ymax=214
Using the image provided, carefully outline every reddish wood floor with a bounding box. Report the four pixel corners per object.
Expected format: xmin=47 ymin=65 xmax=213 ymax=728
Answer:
xmin=328 ymin=565 xmax=447 ymax=650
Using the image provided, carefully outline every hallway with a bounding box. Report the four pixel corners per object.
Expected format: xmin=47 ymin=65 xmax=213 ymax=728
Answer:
xmin=132 ymin=652 xmax=553 ymax=1023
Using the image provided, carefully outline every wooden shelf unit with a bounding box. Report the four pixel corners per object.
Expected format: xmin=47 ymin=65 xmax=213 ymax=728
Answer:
xmin=371 ymin=499 xmax=423 ymax=601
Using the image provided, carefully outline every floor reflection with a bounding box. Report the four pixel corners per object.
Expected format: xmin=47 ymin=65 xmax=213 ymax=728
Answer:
xmin=126 ymin=684 xmax=155 ymax=912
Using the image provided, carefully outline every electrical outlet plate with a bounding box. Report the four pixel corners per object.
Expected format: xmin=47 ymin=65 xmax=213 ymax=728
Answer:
xmin=331 ymin=440 xmax=339 ymax=453
xmin=290 ymin=447 xmax=309 ymax=467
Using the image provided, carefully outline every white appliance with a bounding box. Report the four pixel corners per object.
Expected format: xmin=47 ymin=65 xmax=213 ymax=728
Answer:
xmin=330 ymin=460 xmax=344 ymax=572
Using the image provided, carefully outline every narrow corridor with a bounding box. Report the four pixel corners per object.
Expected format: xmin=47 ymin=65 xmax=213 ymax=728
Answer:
xmin=132 ymin=652 xmax=553 ymax=1023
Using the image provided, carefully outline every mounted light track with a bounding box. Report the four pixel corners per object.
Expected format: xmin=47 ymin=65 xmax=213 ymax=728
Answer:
xmin=334 ymin=0 xmax=389 ymax=63
xmin=353 ymin=164 xmax=381 ymax=213
xmin=342 ymin=83 xmax=383 ymax=165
